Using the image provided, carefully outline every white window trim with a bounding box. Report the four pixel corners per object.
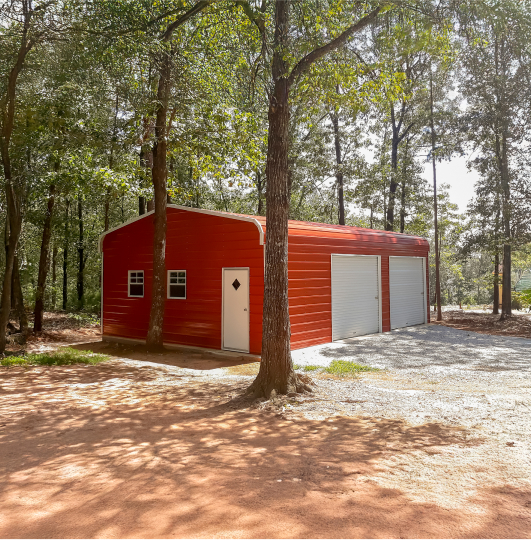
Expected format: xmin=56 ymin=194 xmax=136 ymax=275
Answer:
xmin=128 ymin=270 xmax=144 ymax=298
xmin=167 ymin=270 xmax=187 ymax=299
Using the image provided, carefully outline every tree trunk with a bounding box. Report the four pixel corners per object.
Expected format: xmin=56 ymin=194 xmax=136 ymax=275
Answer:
xmin=399 ymin=138 xmax=410 ymax=234
xmin=493 ymin=252 xmax=500 ymax=314
xmin=51 ymin=244 xmax=58 ymax=309
xmin=331 ymin=111 xmax=345 ymax=225
xmin=493 ymin=37 xmax=512 ymax=320
xmin=146 ymin=49 xmax=171 ymax=349
xmin=104 ymin=194 xmax=110 ymax=232
xmin=0 ymin=175 xmax=22 ymax=353
xmin=12 ymin=255 xmax=28 ymax=337
xmin=139 ymin=197 xmax=146 ymax=215
xmin=385 ymin=107 xmax=400 ymax=231
xmin=34 ymin=184 xmax=56 ymax=332
xmin=77 ymin=197 xmax=84 ymax=309
xmin=256 ymin=170 xmax=264 ymax=215
xmin=62 ymin=200 xmax=69 ymax=310
xmin=0 ymin=4 xmax=33 ymax=354
xmin=430 ymin=74 xmax=442 ymax=322
xmin=499 ymin=130 xmax=512 ymax=319
xmin=247 ymin=0 xmax=304 ymax=398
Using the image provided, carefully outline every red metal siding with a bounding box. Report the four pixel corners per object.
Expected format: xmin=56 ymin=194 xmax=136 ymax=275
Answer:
xmin=283 ymin=222 xmax=430 ymax=350
xmin=102 ymin=207 xmax=429 ymax=354
xmin=102 ymin=208 xmax=264 ymax=354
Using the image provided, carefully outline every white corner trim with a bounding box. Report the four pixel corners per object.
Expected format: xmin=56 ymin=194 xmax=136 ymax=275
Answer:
xmin=98 ymin=204 xmax=264 ymax=253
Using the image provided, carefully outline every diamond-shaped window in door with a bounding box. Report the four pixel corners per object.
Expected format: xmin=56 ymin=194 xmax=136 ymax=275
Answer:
xmin=232 ymin=279 xmax=241 ymax=291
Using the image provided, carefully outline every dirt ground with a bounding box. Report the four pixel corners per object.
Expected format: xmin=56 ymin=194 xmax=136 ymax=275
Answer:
xmin=1 ymin=314 xmax=530 ymax=538
xmin=433 ymin=309 xmax=531 ymax=339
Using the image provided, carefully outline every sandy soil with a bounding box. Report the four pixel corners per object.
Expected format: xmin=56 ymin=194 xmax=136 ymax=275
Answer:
xmin=1 ymin=333 xmax=530 ymax=538
xmin=434 ymin=309 xmax=531 ymax=339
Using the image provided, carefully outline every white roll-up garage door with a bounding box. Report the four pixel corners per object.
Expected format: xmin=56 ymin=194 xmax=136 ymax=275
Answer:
xmin=389 ymin=256 xmax=426 ymax=330
xmin=331 ymin=255 xmax=381 ymax=340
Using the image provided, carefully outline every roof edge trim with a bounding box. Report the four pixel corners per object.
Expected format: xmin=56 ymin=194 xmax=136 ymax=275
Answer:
xmin=98 ymin=204 xmax=264 ymax=253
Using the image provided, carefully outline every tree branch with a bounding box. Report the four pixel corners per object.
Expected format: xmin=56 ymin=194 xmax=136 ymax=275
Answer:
xmin=287 ymin=6 xmax=382 ymax=86
xmin=161 ymin=0 xmax=211 ymax=42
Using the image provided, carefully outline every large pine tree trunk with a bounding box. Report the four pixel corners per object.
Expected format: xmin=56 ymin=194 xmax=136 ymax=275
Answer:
xmin=34 ymin=184 xmax=56 ymax=332
xmin=146 ymin=50 xmax=171 ymax=349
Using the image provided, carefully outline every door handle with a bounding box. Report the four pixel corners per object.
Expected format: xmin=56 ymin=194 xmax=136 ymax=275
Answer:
xmin=244 ymin=308 xmax=248 ymax=311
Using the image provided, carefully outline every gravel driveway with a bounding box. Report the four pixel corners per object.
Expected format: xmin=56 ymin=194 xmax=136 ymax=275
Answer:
xmin=292 ymin=323 xmax=531 ymax=372
xmin=290 ymin=325 xmax=531 ymax=432
xmin=288 ymin=324 xmax=531 ymax=509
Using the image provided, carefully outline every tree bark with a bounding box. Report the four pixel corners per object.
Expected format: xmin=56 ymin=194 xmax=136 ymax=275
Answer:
xmin=139 ymin=197 xmax=146 ymax=215
xmin=493 ymin=252 xmax=500 ymax=314
xmin=385 ymin=105 xmax=400 ymax=231
xmin=256 ymin=170 xmax=264 ymax=215
xmin=51 ymin=244 xmax=58 ymax=309
xmin=331 ymin=111 xmax=345 ymax=225
xmin=399 ymin=138 xmax=410 ymax=234
xmin=0 ymin=6 xmax=33 ymax=354
xmin=146 ymin=49 xmax=171 ymax=349
xmin=494 ymin=37 xmax=512 ymax=320
xmin=12 ymin=255 xmax=28 ymax=337
xmin=239 ymin=2 xmax=381 ymax=397
xmin=34 ymin=184 xmax=56 ymax=332
xmin=62 ymin=200 xmax=69 ymax=310
xmin=385 ymin=103 xmax=413 ymax=232
xmin=430 ymin=73 xmax=442 ymax=322
xmin=246 ymin=0 xmax=300 ymax=398
xmin=77 ymin=197 xmax=85 ymax=309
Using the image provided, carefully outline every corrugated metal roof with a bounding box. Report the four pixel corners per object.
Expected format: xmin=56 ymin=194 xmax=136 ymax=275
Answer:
xmin=100 ymin=205 xmax=429 ymax=252
xmin=223 ymin=211 xmax=429 ymax=248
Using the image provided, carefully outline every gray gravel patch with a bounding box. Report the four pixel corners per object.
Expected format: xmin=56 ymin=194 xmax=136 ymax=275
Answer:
xmin=291 ymin=324 xmax=531 ymax=373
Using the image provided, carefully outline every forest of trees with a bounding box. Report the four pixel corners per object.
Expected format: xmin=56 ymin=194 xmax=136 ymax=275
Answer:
xmin=1 ymin=1 xmax=531 ymax=394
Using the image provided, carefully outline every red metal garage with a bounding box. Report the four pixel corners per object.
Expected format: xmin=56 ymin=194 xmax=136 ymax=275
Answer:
xmin=99 ymin=205 xmax=430 ymax=355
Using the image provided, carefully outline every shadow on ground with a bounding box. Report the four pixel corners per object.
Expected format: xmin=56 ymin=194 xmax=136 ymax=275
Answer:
xmin=304 ymin=325 xmax=531 ymax=372
xmin=1 ymin=361 xmax=530 ymax=538
xmin=72 ymin=339 xmax=259 ymax=371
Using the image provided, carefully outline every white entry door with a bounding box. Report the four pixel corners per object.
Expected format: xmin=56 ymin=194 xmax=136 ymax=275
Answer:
xmin=332 ymin=254 xmax=381 ymax=340
xmin=389 ymin=256 xmax=426 ymax=330
xmin=222 ymin=268 xmax=250 ymax=353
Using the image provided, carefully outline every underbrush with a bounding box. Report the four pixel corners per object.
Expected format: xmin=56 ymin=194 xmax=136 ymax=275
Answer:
xmin=294 ymin=360 xmax=381 ymax=377
xmin=1 ymin=347 xmax=109 ymax=367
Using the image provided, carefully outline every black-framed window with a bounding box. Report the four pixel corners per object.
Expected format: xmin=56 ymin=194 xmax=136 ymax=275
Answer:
xmin=128 ymin=271 xmax=144 ymax=297
xmin=168 ymin=270 xmax=186 ymax=299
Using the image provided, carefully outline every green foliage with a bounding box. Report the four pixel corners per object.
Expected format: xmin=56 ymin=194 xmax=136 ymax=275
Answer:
xmin=1 ymin=348 xmax=109 ymax=367
xmin=512 ymin=291 xmax=531 ymax=311
xmin=293 ymin=364 xmax=322 ymax=372
xmin=2 ymin=0 xmax=531 ymax=336
xmin=325 ymin=360 xmax=381 ymax=377
xmin=294 ymin=361 xmax=381 ymax=377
